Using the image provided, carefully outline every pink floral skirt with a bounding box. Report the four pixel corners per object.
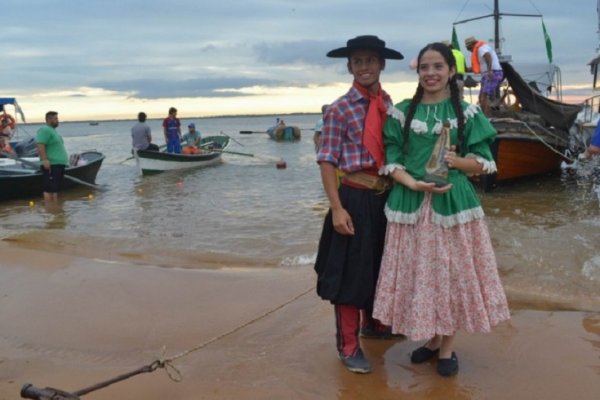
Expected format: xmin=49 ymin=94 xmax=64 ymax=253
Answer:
xmin=373 ymin=195 xmax=510 ymax=341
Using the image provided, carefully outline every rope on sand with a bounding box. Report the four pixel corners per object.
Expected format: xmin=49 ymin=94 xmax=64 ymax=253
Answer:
xmin=156 ymin=285 xmax=314 ymax=381
xmin=21 ymin=285 xmax=315 ymax=399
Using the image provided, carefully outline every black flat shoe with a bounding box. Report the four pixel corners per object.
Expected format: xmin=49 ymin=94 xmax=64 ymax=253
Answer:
xmin=410 ymin=346 xmax=440 ymax=363
xmin=437 ymin=352 xmax=459 ymax=377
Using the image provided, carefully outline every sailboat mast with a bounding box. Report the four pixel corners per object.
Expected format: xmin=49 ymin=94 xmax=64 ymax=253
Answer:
xmin=597 ymin=0 xmax=600 ymax=54
xmin=453 ymin=0 xmax=541 ymax=61
xmin=494 ymin=0 xmax=500 ymax=54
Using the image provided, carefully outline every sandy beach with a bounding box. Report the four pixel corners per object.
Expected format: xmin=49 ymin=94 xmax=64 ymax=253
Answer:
xmin=1 ymin=240 xmax=599 ymax=400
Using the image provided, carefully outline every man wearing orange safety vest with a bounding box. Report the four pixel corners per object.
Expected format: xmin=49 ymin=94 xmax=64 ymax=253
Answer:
xmin=464 ymin=36 xmax=504 ymax=116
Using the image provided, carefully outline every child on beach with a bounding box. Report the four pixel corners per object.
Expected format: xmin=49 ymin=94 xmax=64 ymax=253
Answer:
xmin=372 ymin=42 xmax=510 ymax=377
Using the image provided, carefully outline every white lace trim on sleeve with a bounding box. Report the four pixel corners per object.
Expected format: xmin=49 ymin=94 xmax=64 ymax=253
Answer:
xmin=380 ymin=163 xmax=406 ymax=175
xmin=465 ymin=153 xmax=497 ymax=174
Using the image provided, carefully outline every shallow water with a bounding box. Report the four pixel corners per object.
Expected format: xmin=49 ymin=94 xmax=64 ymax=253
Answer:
xmin=1 ymin=114 xmax=600 ymax=311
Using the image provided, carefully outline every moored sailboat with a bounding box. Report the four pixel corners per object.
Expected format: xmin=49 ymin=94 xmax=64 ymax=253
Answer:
xmin=453 ymin=0 xmax=582 ymax=191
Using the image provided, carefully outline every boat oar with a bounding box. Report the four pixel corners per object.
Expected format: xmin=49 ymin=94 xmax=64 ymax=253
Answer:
xmin=119 ymin=144 xmax=167 ymax=164
xmin=210 ymin=148 xmax=287 ymax=168
xmin=0 ymin=150 xmax=105 ymax=191
xmin=211 ymin=148 xmax=270 ymax=158
xmin=219 ymin=131 xmax=244 ymax=147
xmin=118 ymin=154 xmax=135 ymax=164
xmin=239 ymin=130 xmax=268 ymax=134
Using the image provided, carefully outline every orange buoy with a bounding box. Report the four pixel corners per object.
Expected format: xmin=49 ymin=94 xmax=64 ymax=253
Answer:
xmin=276 ymin=159 xmax=287 ymax=169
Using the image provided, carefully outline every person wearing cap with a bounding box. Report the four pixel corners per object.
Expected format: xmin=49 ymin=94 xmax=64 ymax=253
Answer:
xmin=442 ymin=40 xmax=467 ymax=99
xmin=464 ymin=36 xmax=504 ymax=116
xmin=162 ymin=107 xmax=182 ymax=154
xmin=181 ymin=123 xmax=202 ymax=155
xmin=314 ymin=35 xmax=404 ymax=374
xmin=131 ymin=112 xmax=159 ymax=152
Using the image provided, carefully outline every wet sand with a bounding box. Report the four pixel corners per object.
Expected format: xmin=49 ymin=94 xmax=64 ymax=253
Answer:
xmin=1 ymin=241 xmax=599 ymax=400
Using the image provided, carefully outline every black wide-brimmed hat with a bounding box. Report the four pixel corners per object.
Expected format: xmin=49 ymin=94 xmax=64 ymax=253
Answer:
xmin=327 ymin=35 xmax=404 ymax=60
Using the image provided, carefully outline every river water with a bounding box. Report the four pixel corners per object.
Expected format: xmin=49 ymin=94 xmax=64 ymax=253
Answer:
xmin=1 ymin=114 xmax=599 ymax=312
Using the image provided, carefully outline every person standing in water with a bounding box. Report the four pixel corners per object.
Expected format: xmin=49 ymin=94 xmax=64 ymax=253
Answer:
xmin=36 ymin=111 xmax=69 ymax=202
xmin=313 ymin=104 xmax=328 ymax=153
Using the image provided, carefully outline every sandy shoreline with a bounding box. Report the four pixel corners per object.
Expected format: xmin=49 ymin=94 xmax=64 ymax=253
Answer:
xmin=1 ymin=241 xmax=599 ymax=400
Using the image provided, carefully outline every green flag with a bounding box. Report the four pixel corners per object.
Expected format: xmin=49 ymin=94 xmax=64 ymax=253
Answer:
xmin=542 ymin=20 xmax=553 ymax=63
xmin=452 ymin=26 xmax=461 ymax=51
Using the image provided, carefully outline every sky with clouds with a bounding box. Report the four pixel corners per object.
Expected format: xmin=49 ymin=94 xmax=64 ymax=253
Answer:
xmin=2 ymin=0 xmax=599 ymax=122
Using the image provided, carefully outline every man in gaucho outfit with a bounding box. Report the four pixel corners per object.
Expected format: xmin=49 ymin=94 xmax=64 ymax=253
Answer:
xmin=314 ymin=35 xmax=404 ymax=374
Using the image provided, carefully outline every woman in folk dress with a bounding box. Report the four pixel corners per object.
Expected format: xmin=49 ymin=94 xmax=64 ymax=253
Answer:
xmin=373 ymin=42 xmax=510 ymax=377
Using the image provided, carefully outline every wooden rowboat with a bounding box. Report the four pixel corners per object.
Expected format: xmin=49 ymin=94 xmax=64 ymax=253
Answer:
xmin=478 ymin=62 xmax=581 ymax=191
xmin=454 ymin=2 xmax=582 ymax=191
xmin=134 ymin=135 xmax=230 ymax=175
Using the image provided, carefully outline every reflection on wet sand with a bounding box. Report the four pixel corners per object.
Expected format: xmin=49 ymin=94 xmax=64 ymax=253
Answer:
xmin=1 ymin=243 xmax=599 ymax=400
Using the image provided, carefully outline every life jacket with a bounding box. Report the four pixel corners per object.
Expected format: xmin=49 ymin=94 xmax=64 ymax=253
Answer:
xmin=470 ymin=41 xmax=486 ymax=74
xmin=451 ymin=49 xmax=466 ymax=76
xmin=1 ymin=142 xmax=13 ymax=154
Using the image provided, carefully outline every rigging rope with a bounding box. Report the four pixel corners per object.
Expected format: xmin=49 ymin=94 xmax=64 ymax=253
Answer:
xmin=491 ymin=117 xmax=574 ymax=163
xmin=521 ymin=121 xmax=575 ymax=162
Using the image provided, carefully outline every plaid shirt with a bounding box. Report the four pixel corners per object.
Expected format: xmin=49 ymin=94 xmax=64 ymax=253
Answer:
xmin=316 ymin=85 xmax=393 ymax=173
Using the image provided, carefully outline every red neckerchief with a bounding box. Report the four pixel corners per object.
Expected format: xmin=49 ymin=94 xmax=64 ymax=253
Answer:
xmin=353 ymin=80 xmax=387 ymax=169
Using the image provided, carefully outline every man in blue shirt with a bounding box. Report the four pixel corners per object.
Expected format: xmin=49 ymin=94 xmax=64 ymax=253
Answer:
xmin=162 ymin=107 xmax=182 ymax=153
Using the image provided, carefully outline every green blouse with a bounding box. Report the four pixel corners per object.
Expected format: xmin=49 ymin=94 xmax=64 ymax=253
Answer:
xmin=383 ymin=98 xmax=497 ymax=227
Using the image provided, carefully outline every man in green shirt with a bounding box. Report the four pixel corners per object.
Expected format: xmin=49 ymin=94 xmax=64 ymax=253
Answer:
xmin=36 ymin=111 xmax=69 ymax=202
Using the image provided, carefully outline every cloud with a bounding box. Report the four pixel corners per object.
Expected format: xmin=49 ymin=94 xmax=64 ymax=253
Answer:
xmin=252 ymin=39 xmax=408 ymax=77
xmin=254 ymin=40 xmax=339 ymax=66
xmin=93 ymin=77 xmax=283 ymax=99
xmin=1 ymin=0 xmax=597 ymax=120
